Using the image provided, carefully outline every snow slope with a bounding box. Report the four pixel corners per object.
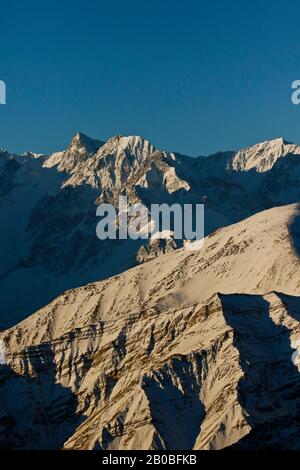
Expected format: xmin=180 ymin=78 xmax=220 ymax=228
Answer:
xmin=1 ymin=203 xmax=300 ymax=449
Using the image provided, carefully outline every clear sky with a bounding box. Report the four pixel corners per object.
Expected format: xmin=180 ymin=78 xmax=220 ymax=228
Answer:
xmin=1 ymin=0 xmax=300 ymax=156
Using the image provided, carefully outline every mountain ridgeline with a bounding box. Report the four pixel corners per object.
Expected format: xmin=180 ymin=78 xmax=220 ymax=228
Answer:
xmin=1 ymin=134 xmax=300 ymax=328
xmin=1 ymin=202 xmax=300 ymax=449
xmin=1 ymin=133 xmax=300 ymax=449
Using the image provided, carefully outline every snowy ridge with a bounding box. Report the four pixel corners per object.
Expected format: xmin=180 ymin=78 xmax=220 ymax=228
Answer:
xmin=1 ymin=133 xmax=300 ymax=327
xmin=230 ymin=137 xmax=300 ymax=172
xmin=1 ymin=204 xmax=300 ymax=449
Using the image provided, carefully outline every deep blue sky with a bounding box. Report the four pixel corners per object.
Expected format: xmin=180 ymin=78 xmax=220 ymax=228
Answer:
xmin=1 ymin=0 xmax=300 ymax=156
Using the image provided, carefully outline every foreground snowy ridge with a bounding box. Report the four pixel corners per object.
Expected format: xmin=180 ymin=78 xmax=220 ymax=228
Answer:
xmin=1 ymin=203 xmax=300 ymax=449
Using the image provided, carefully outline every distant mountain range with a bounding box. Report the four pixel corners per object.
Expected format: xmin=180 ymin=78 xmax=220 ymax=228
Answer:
xmin=1 ymin=133 xmax=300 ymax=450
xmin=1 ymin=133 xmax=300 ymax=328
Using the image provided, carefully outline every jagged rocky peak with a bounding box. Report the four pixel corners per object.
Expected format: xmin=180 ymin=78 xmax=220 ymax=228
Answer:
xmin=62 ymin=134 xmax=162 ymax=190
xmin=69 ymin=131 xmax=103 ymax=155
xmin=230 ymin=137 xmax=300 ymax=172
xmin=95 ymin=134 xmax=157 ymax=163
xmin=44 ymin=133 xmax=158 ymax=179
xmin=44 ymin=131 xmax=104 ymax=172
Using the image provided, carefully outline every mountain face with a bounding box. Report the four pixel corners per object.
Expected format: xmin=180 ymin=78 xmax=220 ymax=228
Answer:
xmin=1 ymin=134 xmax=300 ymax=330
xmin=230 ymin=137 xmax=300 ymax=172
xmin=1 ymin=203 xmax=300 ymax=449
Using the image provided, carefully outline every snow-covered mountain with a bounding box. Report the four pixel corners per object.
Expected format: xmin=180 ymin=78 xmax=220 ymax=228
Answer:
xmin=231 ymin=137 xmax=300 ymax=172
xmin=1 ymin=203 xmax=300 ymax=449
xmin=1 ymin=134 xmax=300 ymax=327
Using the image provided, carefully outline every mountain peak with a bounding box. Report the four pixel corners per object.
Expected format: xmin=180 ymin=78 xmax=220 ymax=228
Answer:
xmin=262 ymin=136 xmax=294 ymax=147
xmin=69 ymin=132 xmax=104 ymax=154
xmin=231 ymin=137 xmax=300 ymax=172
xmin=95 ymin=134 xmax=157 ymax=162
xmin=43 ymin=132 xmax=103 ymax=172
xmin=104 ymin=134 xmax=152 ymax=147
xmin=268 ymin=136 xmax=285 ymax=144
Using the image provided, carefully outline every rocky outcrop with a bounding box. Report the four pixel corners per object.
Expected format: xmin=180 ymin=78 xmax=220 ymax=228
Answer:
xmin=1 ymin=203 xmax=300 ymax=449
xmin=136 ymin=238 xmax=182 ymax=263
